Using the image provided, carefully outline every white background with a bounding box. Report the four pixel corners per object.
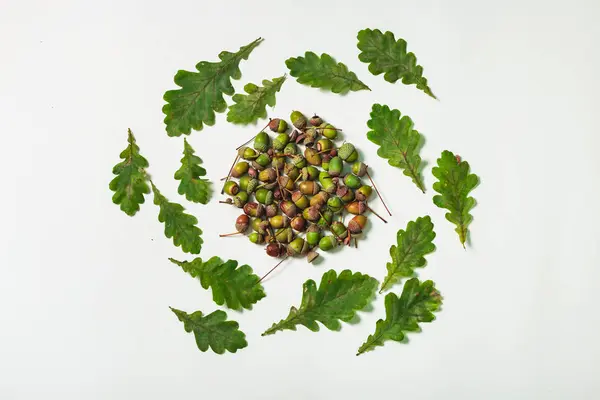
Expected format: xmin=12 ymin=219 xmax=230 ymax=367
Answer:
xmin=1 ymin=0 xmax=599 ymax=398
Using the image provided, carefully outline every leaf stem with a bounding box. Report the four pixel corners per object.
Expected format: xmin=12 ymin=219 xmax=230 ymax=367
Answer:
xmin=257 ymin=255 xmax=289 ymax=284
xmin=366 ymin=169 xmax=391 ymax=216
xmin=366 ymin=205 xmax=387 ymax=223
xmin=235 ymin=122 xmax=270 ymax=150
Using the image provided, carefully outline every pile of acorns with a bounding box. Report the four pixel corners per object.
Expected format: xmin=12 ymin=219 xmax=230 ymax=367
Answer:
xmin=220 ymin=111 xmax=388 ymax=264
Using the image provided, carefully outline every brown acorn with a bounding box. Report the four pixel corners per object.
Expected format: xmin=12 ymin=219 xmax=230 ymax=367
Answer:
xmin=278 ymin=175 xmax=295 ymax=191
xmin=310 ymin=115 xmax=323 ymax=126
xmin=265 ymin=203 xmax=278 ymax=218
xmin=299 ymin=181 xmax=320 ymax=196
xmin=235 ymin=214 xmax=250 ymax=233
xmin=302 ymin=206 xmax=321 ymax=222
xmin=266 ymin=242 xmax=284 ymax=257
xmin=248 ymin=167 xmax=258 ymax=179
xmin=310 ymin=191 xmax=329 ymax=208
xmin=292 ymin=191 xmax=309 ymax=209
xmin=279 ymin=200 xmax=297 ymax=218
xmin=304 ymin=147 xmax=322 ymax=166
xmin=290 ymin=215 xmax=307 ymax=232
xmin=345 ymin=201 xmax=367 ymax=215
xmin=243 ymin=202 xmax=264 ymax=217
xmin=348 ymin=215 xmax=367 ymax=234
xmin=258 ymin=168 xmax=277 ymax=183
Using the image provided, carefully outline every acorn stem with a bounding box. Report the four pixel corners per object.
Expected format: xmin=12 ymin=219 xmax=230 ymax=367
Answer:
xmin=257 ymin=255 xmax=289 ymax=284
xmin=222 ymin=155 xmax=239 ymax=194
xmin=235 ymin=122 xmax=270 ymax=150
xmin=274 ymin=164 xmax=286 ymax=200
xmin=354 ymin=237 xmax=358 ymax=248
xmin=366 ymin=169 xmax=392 ymax=216
xmin=367 ymin=205 xmax=388 ymax=223
xmin=219 ymin=200 xmax=233 ymax=204
xmin=219 ymin=232 xmax=243 ymax=237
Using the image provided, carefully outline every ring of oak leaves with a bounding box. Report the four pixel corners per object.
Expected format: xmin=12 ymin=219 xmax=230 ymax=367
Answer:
xmin=109 ymin=30 xmax=479 ymax=355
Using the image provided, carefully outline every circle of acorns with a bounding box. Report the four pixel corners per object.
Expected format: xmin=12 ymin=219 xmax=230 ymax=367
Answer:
xmin=220 ymin=111 xmax=390 ymax=274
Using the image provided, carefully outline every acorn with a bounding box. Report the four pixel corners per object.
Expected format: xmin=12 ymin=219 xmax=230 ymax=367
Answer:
xmin=355 ymin=185 xmax=373 ymax=201
xmin=304 ymin=128 xmax=319 ymax=147
xmin=289 ymin=130 xmax=300 ymax=142
xmin=295 ymin=133 xmax=306 ymax=144
xmin=223 ymin=181 xmax=239 ymax=196
xmin=255 ymin=188 xmax=274 ymax=205
xmin=292 ymin=191 xmax=309 ymax=209
xmin=255 ymin=153 xmax=271 ymax=168
xmin=338 ymin=143 xmax=358 ymax=162
xmin=327 ymin=196 xmax=344 ymax=213
xmin=273 ymin=133 xmax=289 ymax=150
xmin=331 ymin=221 xmax=348 ymax=239
xmin=251 ymin=218 xmax=269 ymax=234
xmin=233 ymin=191 xmax=249 ymax=207
xmin=280 ymin=200 xmax=297 ymax=218
xmin=290 ymin=215 xmax=307 ymax=232
xmin=306 ymin=225 xmax=321 ymax=246
xmin=231 ymin=161 xmax=249 ymax=178
xmin=328 ymin=156 xmax=343 ymax=177
xmin=269 ymin=215 xmax=289 ymax=229
xmin=243 ymin=202 xmax=264 ymax=217
xmin=275 ymin=227 xmax=294 ymax=243
xmin=337 ymin=185 xmax=355 ymax=203
xmin=273 ymin=187 xmax=282 ymax=201
xmin=317 ymin=210 xmax=333 ymax=227
xmin=321 ymin=154 xmax=331 ymax=171
xmin=319 ymin=171 xmax=337 ymax=193
xmin=287 ymin=237 xmax=309 ymax=256
xmin=310 ymin=114 xmax=323 ymax=126
xmin=235 ymin=214 xmax=250 ymax=233
xmin=254 ymin=131 xmax=270 ymax=152
xmin=319 ymin=235 xmax=337 ymax=251
xmin=266 ymin=242 xmax=285 ymax=257
xmin=306 ymin=250 xmax=320 ymax=263
xmin=343 ymin=173 xmax=362 ymax=189
xmin=258 ymin=168 xmax=276 ymax=183
xmin=352 ymin=162 xmax=368 ymax=177
xmin=310 ymin=191 xmax=329 ymax=208
xmin=271 ymin=156 xmax=284 ymax=171
xmin=284 ymin=142 xmax=297 ymax=156
xmin=265 ymin=203 xmax=278 ymax=218
xmin=302 ymin=206 xmax=321 ymax=222
xmin=269 ymin=118 xmax=288 ymax=133
xmin=348 ymin=215 xmax=367 ymax=234
xmin=249 ymin=232 xmax=265 ymax=244
xmin=346 ymin=201 xmax=367 ymax=215
xmin=248 ymin=167 xmax=258 ymax=179
xmin=284 ymin=163 xmax=300 ymax=181
xmin=293 ymin=155 xmax=306 ymax=169
xmin=251 ymin=160 xmax=265 ymax=171
xmin=239 ymin=175 xmax=251 ymax=191
xmin=246 ymin=178 xmax=259 ymax=193
xmin=299 ymin=181 xmax=320 ymax=196
xmin=317 ymin=138 xmax=333 ymax=153
xmin=304 ymin=147 xmax=322 ymax=166
xmin=278 ymin=175 xmax=295 ymax=191
xmin=301 ymin=166 xmax=319 ymax=181
xmin=290 ymin=110 xmax=307 ymax=130
xmin=239 ymin=146 xmax=258 ymax=160
xmin=321 ymin=123 xmax=337 ymax=140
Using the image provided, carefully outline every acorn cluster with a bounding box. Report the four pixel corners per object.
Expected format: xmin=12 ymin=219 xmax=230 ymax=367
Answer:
xmin=221 ymin=111 xmax=384 ymax=263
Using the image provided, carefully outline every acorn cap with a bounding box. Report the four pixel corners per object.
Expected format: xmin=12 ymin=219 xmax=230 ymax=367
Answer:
xmin=338 ymin=143 xmax=355 ymax=161
xmin=306 ymin=250 xmax=320 ymax=263
xmin=265 ymin=203 xmax=278 ymax=217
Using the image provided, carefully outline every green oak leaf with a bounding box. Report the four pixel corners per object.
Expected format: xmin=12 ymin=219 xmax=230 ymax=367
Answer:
xmin=262 ymin=269 xmax=378 ymax=336
xmin=151 ymin=182 xmax=203 ymax=254
xmin=174 ymin=138 xmax=211 ymax=204
xmin=367 ymin=104 xmax=426 ymax=193
xmin=163 ymin=37 xmax=263 ymax=137
xmin=357 ymin=278 xmax=442 ymax=355
xmin=357 ymin=28 xmax=436 ymax=99
xmin=227 ymin=75 xmax=286 ymax=124
xmin=285 ymin=52 xmax=370 ymax=94
xmin=432 ymin=150 xmax=479 ymax=248
xmin=380 ymin=216 xmax=436 ymax=293
xmin=170 ymin=307 xmax=247 ymax=354
xmin=109 ymin=129 xmax=150 ymax=216
xmin=169 ymin=256 xmax=265 ymax=310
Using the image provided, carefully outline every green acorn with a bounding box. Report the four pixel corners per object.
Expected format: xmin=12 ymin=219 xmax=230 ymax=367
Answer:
xmin=273 ymin=133 xmax=289 ymax=150
xmin=351 ymin=161 xmax=367 ymax=177
xmin=248 ymin=232 xmax=265 ymax=244
xmin=275 ymin=227 xmax=294 ymax=243
xmin=238 ymin=146 xmax=258 ymax=160
xmin=290 ymin=110 xmax=307 ymax=130
xmin=301 ymin=166 xmax=320 ymax=181
xmin=306 ymin=225 xmax=321 ymax=246
xmin=327 ymin=196 xmax=344 ymax=213
xmin=278 ymin=176 xmax=295 ymax=191
xmin=258 ymin=168 xmax=277 ymax=183
xmin=310 ymin=114 xmax=323 ymax=126
xmin=243 ymin=202 xmax=264 ymax=217
xmin=239 ymin=175 xmax=251 ymax=191
xmin=321 ymin=123 xmax=337 ymax=140
xmin=343 ymin=173 xmax=362 ymax=189
xmin=336 ymin=186 xmax=355 ymax=203
xmin=319 ymin=235 xmax=337 ymax=251
xmin=338 ymin=143 xmax=358 ymax=162
xmin=293 ymin=155 xmax=306 ymax=169
xmin=255 ymin=153 xmax=271 ymax=167
xmin=254 ymin=131 xmax=270 ymax=152
xmin=328 ymin=156 xmax=343 ymax=177
xmin=271 ymin=155 xmax=284 ymax=171
xmin=299 ymin=181 xmax=320 ymax=196
xmin=321 ymin=154 xmax=331 ymax=171
xmin=331 ymin=221 xmax=348 ymax=239
xmin=269 ymin=215 xmax=289 ymax=229
xmin=355 ymin=185 xmax=373 ymax=201
xmin=269 ymin=118 xmax=288 ymax=133
xmin=287 ymin=237 xmax=309 ymax=256
xmin=317 ymin=138 xmax=333 ymax=153
xmin=303 ymin=206 xmax=321 ymax=222
xmin=231 ymin=161 xmax=249 ymax=178
xmin=304 ymin=147 xmax=322 ymax=166
xmin=284 ymin=163 xmax=300 ymax=181
xmin=319 ymin=170 xmax=337 ymax=193
xmin=317 ymin=210 xmax=333 ymax=228
xmin=284 ymin=142 xmax=297 ymax=156
xmin=255 ymin=188 xmax=274 ymax=205
xmin=223 ymin=181 xmax=239 ymax=196
xmin=233 ymin=191 xmax=249 ymax=208
xmin=292 ymin=191 xmax=309 ymax=209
